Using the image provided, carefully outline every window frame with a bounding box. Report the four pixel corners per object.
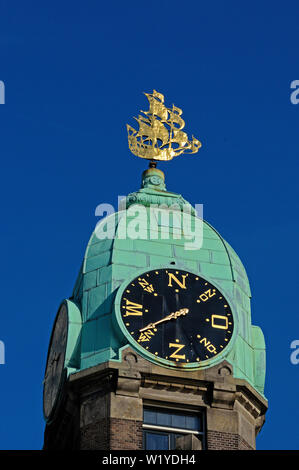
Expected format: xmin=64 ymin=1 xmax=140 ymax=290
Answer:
xmin=142 ymin=404 xmax=206 ymax=450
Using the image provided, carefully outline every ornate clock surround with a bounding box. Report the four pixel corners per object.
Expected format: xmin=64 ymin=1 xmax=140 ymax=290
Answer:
xmin=113 ymin=265 xmax=238 ymax=371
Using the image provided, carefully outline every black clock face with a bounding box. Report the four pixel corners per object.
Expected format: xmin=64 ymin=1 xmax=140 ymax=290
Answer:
xmin=43 ymin=303 xmax=68 ymax=420
xmin=120 ymin=269 xmax=234 ymax=365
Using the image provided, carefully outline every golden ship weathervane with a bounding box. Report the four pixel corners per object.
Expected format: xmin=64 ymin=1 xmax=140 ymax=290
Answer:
xmin=127 ymin=90 xmax=202 ymax=163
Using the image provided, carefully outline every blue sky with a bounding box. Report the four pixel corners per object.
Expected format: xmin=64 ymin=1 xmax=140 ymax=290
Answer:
xmin=0 ymin=0 xmax=298 ymax=449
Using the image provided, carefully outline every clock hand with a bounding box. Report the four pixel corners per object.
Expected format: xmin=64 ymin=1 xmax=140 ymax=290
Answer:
xmin=139 ymin=308 xmax=189 ymax=332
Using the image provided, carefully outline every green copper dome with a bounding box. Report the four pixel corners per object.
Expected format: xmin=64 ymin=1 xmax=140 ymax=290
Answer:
xmin=67 ymin=171 xmax=266 ymax=396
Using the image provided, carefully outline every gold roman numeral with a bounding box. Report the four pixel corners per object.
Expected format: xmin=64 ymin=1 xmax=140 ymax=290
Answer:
xmin=123 ymin=299 xmax=143 ymax=317
xmin=169 ymin=342 xmax=186 ymax=360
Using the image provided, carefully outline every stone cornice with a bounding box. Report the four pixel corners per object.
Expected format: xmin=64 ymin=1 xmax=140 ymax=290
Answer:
xmin=68 ymin=347 xmax=267 ymax=423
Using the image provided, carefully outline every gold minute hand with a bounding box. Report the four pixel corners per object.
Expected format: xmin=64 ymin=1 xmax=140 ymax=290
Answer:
xmin=139 ymin=308 xmax=189 ymax=332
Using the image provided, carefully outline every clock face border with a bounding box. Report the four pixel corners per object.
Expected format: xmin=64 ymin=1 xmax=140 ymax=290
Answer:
xmin=43 ymin=298 xmax=82 ymax=423
xmin=43 ymin=298 xmax=82 ymax=424
xmin=113 ymin=265 xmax=238 ymax=370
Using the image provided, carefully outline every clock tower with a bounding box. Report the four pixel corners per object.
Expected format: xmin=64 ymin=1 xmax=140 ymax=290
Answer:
xmin=43 ymin=91 xmax=267 ymax=450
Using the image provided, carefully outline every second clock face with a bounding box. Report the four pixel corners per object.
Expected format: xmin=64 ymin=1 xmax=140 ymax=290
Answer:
xmin=43 ymin=303 xmax=68 ymax=421
xmin=119 ymin=268 xmax=234 ymax=365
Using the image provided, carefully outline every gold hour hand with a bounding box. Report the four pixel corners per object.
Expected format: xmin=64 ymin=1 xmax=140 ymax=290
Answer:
xmin=139 ymin=308 xmax=189 ymax=332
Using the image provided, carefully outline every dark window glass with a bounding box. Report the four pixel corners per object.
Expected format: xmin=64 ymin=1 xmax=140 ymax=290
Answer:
xmin=143 ymin=409 xmax=156 ymax=425
xmin=171 ymin=413 xmax=186 ymax=429
xmin=143 ymin=407 xmax=205 ymax=450
xmin=156 ymin=411 xmax=171 ymax=427
xmin=144 ymin=408 xmax=200 ymax=431
xmin=145 ymin=431 xmax=169 ymax=450
xmin=185 ymin=415 xmax=199 ymax=430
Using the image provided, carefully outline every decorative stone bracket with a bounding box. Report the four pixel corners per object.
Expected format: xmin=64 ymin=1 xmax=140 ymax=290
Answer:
xmin=116 ymin=351 xmax=141 ymax=397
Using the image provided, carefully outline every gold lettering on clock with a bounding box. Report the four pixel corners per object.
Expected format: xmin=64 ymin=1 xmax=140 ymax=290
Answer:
xmin=123 ymin=299 xmax=143 ymax=317
xmin=197 ymin=288 xmax=216 ymax=303
xmin=169 ymin=342 xmax=186 ymax=360
xmin=211 ymin=315 xmax=228 ymax=330
xmin=168 ymin=273 xmax=187 ymax=290
xmin=197 ymin=335 xmax=217 ymax=355
xmin=137 ymin=330 xmax=155 ymax=342
xmin=138 ymin=278 xmax=154 ymax=293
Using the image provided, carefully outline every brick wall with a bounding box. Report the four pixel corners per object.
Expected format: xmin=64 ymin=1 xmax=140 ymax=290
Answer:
xmin=110 ymin=418 xmax=143 ymax=450
xmin=80 ymin=418 xmax=109 ymax=450
xmin=207 ymin=430 xmax=253 ymax=450
xmin=80 ymin=418 xmax=143 ymax=450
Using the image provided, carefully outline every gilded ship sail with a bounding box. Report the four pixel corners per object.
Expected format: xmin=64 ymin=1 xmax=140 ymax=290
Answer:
xmin=127 ymin=90 xmax=202 ymax=161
